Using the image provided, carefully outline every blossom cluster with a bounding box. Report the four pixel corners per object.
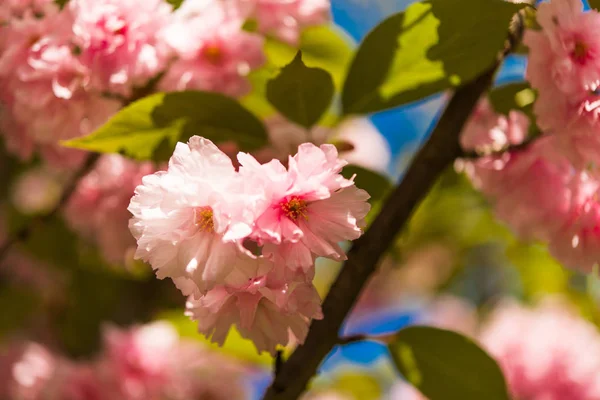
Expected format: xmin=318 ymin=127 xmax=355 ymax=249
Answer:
xmin=0 ymin=322 xmax=248 ymax=400
xmin=128 ymin=136 xmax=371 ymax=354
xmin=0 ymin=0 xmax=328 ymax=166
xmin=54 ymin=115 xmax=385 ymax=266
xmin=459 ymin=0 xmax=600 ymax=273
xmin=480 ymin=300 xmax=600 ymax=400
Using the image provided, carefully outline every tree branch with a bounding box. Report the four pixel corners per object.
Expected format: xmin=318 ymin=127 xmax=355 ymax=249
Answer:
xmin=458 ymin=134 xmax=538 ymax=159
xmin=262 ymin=62 xmax=505 ymax=400
xmin=0 ymin=153 xmax=100 ymax=263
xmin=0 ymin=76 xmax=162 ymax=264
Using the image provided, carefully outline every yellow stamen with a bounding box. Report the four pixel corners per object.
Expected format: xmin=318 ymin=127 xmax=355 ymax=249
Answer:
xmin=195 ymin=206 xmax=214 ymax=232
xmin=573 ymin=41 xmax=588 ymax=63
xmin=281 ymin=197 xmax=308 ymax=221
xmin=202 ymin=44 xmax=222 ymax=64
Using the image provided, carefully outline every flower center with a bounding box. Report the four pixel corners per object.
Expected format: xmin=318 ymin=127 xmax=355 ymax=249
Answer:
xmin=572 ymin=41 xmax=589 ymax=64
xmin=194 ymin=206 xmax=214 ymax=232
xmin=281 ymin=197 xmax=308 ymax=221
xmin=202 ymin=44 xmax=223 ymax=65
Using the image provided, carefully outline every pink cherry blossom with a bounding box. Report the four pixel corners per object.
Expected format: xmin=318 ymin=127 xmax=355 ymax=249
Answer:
xmin=238 ymin=143 xmax=370 ymax=271
xmin=68 ymin=0 xmax=172 ymax=96
xmin=128 ymin=137 xmax=271 ymax=294
xmin=241 ymin=0 xmax=330 ymax=45
xmin=0 ymin=4 xmax=121 ymax=166
xmin=158 ymin=0 xmax=265 ymax=97
xmin=524 ymin=0 xmax=600 ymax=166
xmin=546 ymin=171 xmax=600 ymax=272
xmin=462 ymin=133 xmax=600 ymax=272
xmin=100 ymin=321 xmax=249 ymax=400
xmin=480 ymin=300 xmax=600 ymax=400
xmin=47 ymin=363 xmax=110 ymax=400
xmin=528 ymin=0 xmax=600 ymax=95
xmin=65 ymin=155 xmax=155 ymax=265
xmin=459 ymin=98 xmax=528 ymax=155
xmin=2 ymin=342 xmax=56 ymax=400
xmin=185 ymin=271 xmax=323 ymax=355
xmin=100 ymin=322 xmax=184 ymax=399
xmin=461 ymin=136 xmax=577 ymax=243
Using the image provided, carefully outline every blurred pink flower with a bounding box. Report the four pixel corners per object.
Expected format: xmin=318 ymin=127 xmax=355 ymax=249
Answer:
xmin=66 ymin=154 xmax=155 ymax=265
xmin=462 ymin=136 xmax=576 ymax=243
xmin=480 ymin=300 xmax=600 ymax=400
xmin=159 ymin=0 xmax=265 ymax=97
xmin=462 ymin=134 xmax=600 ymax=272
xmin=459 ymin=98 xmax=528 ymax=155
xmin=242 ymin=0 xmax=330 ymax=45
xmin=11 ymin=167 xmax=63 ymax=215
xmin=524 ymin=0 xmax=600 ymax=166
xmin=47 ymin=363 xmax=110 ymax=400
xmin=101 ymin=322 xmax=183 ymax=399
xmin=101 ymin=321 xmax=249 ymax=400
xmin=546 ymin=171 xmax=600 ymax=272
xmin=69 ymin=0 xmax=172 ymax=96
xmin=2 ymin=342 xmax=56 ymax=400
xmin=0 ymin=2 xmax=120 ymax=166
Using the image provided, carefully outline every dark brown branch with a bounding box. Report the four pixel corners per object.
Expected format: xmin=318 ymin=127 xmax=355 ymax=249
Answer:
xmin=263 ymin=12 xmax=527 ymax=397
xmin=0 ymin=153 xmax=100 ymax=263
xmin=263 ymin=63 xmax=505 ymax=400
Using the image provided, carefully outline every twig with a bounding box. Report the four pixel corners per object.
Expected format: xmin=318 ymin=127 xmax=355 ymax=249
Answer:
xmin=458 ymin=134 xmax=538 ymax=159
xmin=261 ymin=12 xmax=528 ymax=394
xmin=0 ymin=153 xmax=100 ymax=263
xmin=336 ymin=334 xmax=368 ymax=345
xmin=0 ymin=74 xmax=162 ymax=264
xmin=336 ymin=332 xmax=399 ymax=346
xmin=275 ymin=350 xmax=284 ymax=376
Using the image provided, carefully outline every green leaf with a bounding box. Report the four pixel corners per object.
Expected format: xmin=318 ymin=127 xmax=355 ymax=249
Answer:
xmin=590 ymin=0 xmax=600 ymax=11
xmin=166 ymin=0 xmax=184 ymax=9
xmin=389 ymin=326 xmax=510 ymax=400
xmin=329 ymin=372 xmax=382 ymax=400
xmin=488 ymin=82 xmax=539 ymax=136
xmin=342 ymin=0 xmax=524 ymax=114
xmin=342 ymin=165 xmax=392 ymax=204
xmin=63 ymin=91 xmax=268 ymax=161
xmin=266 ymin=51 xmax=334 ymax=128
xmin=488 ymin=82 xmax=536 ymax=118
xmin=264 ymin=25 xmax=354 ymax=89
xmin=0 ymin=285 xmax=40 ymax=337
xmin=54 ymin=0 xmax=69 ymax=8
xmin=243 ymin=25 xmax=354 ymax=119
